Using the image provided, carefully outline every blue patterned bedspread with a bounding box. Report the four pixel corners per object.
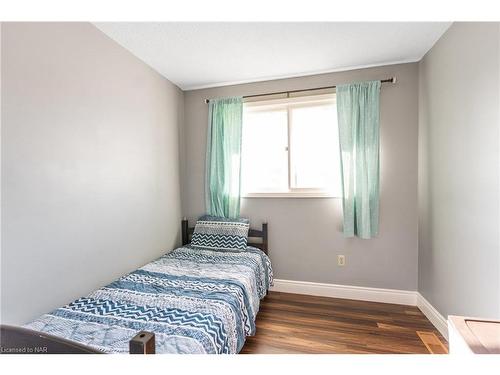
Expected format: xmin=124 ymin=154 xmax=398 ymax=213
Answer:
xmin=24 ymin=246 xmax=273 ymax=354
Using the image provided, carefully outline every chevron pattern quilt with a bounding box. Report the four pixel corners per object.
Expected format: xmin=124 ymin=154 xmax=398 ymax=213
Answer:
xmin=24 ymin=245 xmax=273 ymax=354
xmin=191 ymin=220 xmax=249 ymax=251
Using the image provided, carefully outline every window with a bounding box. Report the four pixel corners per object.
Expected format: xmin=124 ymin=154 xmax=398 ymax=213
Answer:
xmin=241 ymin=93 xmax=342 ymax=197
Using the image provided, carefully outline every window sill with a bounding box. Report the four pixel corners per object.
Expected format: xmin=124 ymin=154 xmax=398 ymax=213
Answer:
xmin=242 ymin=192 xmax=341 ymax=199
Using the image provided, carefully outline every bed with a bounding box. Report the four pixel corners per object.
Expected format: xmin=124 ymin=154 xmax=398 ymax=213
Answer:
xmin=1 ymin=219 xmax=272 ymax=354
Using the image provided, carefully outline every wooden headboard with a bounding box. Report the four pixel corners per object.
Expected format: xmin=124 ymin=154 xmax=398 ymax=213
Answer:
xmin=181 ymin=219 xmax=268 ymax=255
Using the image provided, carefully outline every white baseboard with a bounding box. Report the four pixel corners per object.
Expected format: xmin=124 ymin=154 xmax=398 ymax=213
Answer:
xmin=416 ymin=293 xmax=449 ymax=340
xmin=270 ymin=279 xmax=448 ymax=340
xmin=270 ymin=279 xmax=417 ymax=306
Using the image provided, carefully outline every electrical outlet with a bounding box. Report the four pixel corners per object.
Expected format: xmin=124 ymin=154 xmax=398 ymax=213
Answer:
xmin=337 ymin=255 xmax=346 ymax=266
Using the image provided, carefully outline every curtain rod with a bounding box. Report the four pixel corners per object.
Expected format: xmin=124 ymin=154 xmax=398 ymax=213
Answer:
xmin=204 ymin=77 xmax=396 ymax=103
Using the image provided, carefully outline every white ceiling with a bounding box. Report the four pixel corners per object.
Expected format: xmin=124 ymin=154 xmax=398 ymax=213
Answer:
xmin=95 ymin=22 xmax=451 ymax=91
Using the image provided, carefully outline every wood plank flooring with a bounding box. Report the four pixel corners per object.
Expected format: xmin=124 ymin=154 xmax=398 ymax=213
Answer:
xmin=241 ymin=291 xmax=448 ymax=354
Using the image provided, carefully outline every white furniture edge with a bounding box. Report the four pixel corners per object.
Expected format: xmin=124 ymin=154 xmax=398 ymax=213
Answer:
xmin=270 ymin=279 xmax=448 ymax=340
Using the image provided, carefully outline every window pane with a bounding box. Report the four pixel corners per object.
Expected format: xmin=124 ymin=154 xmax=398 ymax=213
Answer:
xmin=241 ymin=109 xmax=288 ymax=193
xmin=289 ymin=103 xmax=341 ymax=192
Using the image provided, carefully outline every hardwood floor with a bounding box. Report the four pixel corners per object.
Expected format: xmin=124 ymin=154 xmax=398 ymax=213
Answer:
xmin=241 ymin=291 xmax=448 ymax=354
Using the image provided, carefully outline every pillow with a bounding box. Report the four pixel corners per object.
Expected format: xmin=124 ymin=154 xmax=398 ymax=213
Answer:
xmin=191 ymin=216 xmax=250 ymax=251
xmin=197 ymin=215 xmax=249 ymax=224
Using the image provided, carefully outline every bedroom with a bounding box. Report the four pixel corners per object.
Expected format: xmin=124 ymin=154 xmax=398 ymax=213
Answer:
xmin=1 ymin=1 xmax=499 ymax=373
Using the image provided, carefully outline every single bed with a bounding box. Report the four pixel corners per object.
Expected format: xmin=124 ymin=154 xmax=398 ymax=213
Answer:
xmin=2 ymin=219 xmax=272 ymax=354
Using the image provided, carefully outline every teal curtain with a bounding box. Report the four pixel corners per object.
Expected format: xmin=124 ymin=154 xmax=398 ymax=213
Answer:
xmin=205 ymin=97 xmax=243 ymax=219
xmin=336 ymin=81 xmax=381 ymax=239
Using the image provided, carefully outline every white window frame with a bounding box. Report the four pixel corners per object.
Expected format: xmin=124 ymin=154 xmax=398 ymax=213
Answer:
xmin=242 ymin=93 xmax=341 ymax=199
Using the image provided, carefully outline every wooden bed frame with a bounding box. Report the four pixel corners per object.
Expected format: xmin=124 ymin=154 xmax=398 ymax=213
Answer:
xmin=182 ymin=218 xmax=268 ymax=255
xmin=0 ymin=325 xmax=155 ymax=354
xmin=0 ymin=219 xmax=268 ymax=354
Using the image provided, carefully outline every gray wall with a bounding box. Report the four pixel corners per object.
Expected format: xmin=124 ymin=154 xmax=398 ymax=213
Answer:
xmin=1 ymin=23 xmax=184 ymax=324
xmin=182 ymin=63 xmax=419 ymax=291
xmin=418 ymin=23 xmax=500 ymax=319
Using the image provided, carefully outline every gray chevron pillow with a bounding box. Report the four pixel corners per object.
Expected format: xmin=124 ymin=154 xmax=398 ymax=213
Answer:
xmin=191 ymin=218 xmax=250 ymax=251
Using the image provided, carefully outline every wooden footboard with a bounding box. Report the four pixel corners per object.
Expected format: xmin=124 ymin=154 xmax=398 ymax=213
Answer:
xmin=0 ymin=325 xmax=155 ymax=354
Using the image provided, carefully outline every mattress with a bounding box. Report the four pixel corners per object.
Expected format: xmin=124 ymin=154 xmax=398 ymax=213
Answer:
xmin=24 ymin=245 xmax=273 ymax=354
